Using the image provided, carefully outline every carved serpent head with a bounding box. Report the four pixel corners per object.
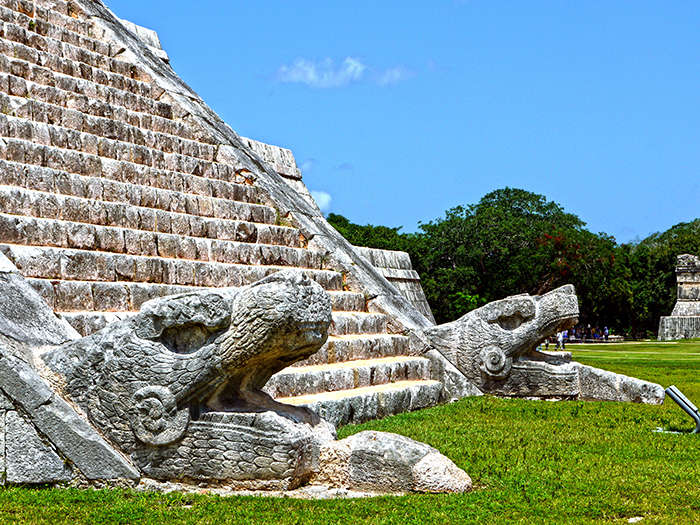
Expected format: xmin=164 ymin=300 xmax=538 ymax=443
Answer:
xmin=44 ymin=270 xmax=333 ymax=453
xmin=418 ymin=285 xmax=579 ymax=391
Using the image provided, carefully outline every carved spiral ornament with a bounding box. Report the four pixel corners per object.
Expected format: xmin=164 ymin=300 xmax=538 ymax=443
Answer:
xmin=129 ymin=386 xmax=189 ymax=446
xmin=479 ymin=346 xmax=512 ymax=379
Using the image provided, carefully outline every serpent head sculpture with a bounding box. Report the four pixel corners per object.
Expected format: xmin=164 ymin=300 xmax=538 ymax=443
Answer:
xmin=414 ymin=285 xmax=663 ymax=402
xmin=43 ymin=270 xmax=335 ymax=488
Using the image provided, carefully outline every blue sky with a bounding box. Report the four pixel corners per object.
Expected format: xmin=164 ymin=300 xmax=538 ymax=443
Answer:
xmin=104 ymin=1 xmax=699 ymax=243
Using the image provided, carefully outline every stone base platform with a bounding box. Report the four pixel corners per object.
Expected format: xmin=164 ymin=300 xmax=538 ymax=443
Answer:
xmin=658 ymin=316 xmax=700 ymax=341
xmin=277 ymin=380 xmax=445 ymax=428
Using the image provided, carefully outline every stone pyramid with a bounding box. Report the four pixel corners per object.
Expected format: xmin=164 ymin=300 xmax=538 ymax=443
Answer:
xmin=0 ymin=0 xmax=446 ymax=427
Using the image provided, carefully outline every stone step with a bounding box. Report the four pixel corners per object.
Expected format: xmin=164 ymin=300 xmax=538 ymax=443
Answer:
xmin=0 ymin=160 xmax=265 ymax=222
xmin=0 ymin=85 xmax=218 ymax=167
xmin=0 ymin=14 xmax=166 ymax=103
xmin=264 ymin=356 xmax=432 ymax=399
xmin=55 ymin=289 xmax=363 ymax=337
xmin=295 ymin=334 xmax=410 ymax=367
xmin=0 ymin=187 xmax=296 ymax=246
xmin=0 ymin=92 xmax=228 ymax=176
xmin=275 ymin=380 xmax=445 ymax=428
xmin=1 ymin=2 xmax=109 ymax=54
xmin=0 ymin=105 xmax=233 ymax=188
xmin=330 ymin=312 xmax=388 ymax=336
xmin=0 ymin=137 xmax=273 ymax=220
xmin=0 ymin=73 xmax=189 ymax=150
xmin=28 ymin=279 xmax=361 ymax=315
xmin=4 ymin=1 xmax=105 ymax=47
xmin=0 ymin=185 xmax=293 ymax=239
xmin=0 ymin=215 xmax=312 ymax=269
xmin=0 ymin=244 xmax=341 ymax=288
xmin=0 ymin=65 xmax=187 ymax=142
xmin=0 ymin=7 xmax=232 ymax=155
xmin=327 ymin=291 xmax=364 ymax=312
xmin=0 ymin=94 xmax=221 ymax=178
xmin=0 ymin=36 xmax=173 ymax=125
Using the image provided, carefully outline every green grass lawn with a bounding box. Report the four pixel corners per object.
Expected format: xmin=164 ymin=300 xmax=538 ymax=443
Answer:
xmin=1 ymin=342 xmax=699 ymax=524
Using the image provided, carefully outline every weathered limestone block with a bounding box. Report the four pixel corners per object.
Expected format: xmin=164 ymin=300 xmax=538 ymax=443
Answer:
xmin=0 ymin=251 xmax=79 ymax=346
xmin=413 ymin=285 xmax=664 ymax=403
xmin=264 ymin=357 xmax=432 ymax=398
xmin=2 ymin=244 xmax=338 ymax=292
xmin=55 ymin=280 xmax=95 ymax=311
xmin=312 ymin=431 xmax=471 ymax=494
xmin=327 ymin=291 xmax=364 ymax=313
xmin=5 ymin=410 xmax=74 ymax=484
xmin=287 ymin=380 xmax=446 ymax=428
xmin=354 ymin=246 xmax=436 ymax=324
xmin=578 ymin=364 xmax=665 ymax=403
xmin=658 ymin=317 xmax=700 ymax=341
xmin=297 ymin=334 xmax=410 ymax=367
xmin=242 ymin=138 xmax=302 ymax=180
xmin=330 ymin=312 xmax=388 ymax=336
xmin=0 ymin=342 xmax=139 ymax=481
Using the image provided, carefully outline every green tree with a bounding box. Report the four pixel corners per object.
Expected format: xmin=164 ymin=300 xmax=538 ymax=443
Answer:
xmin=623 ymin=219 xmax=700 ymax=338
xmin=325 ymin=194 xmax=700 ymax=338
xmin=326 ymin=212 xmax=427 ymax=271
xmin=417 ymin=188 xmax=623 ymax=323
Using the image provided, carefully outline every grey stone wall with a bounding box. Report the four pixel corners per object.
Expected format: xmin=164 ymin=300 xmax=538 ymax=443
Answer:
xmin=354 ymin=246 xmax=435 ymax=324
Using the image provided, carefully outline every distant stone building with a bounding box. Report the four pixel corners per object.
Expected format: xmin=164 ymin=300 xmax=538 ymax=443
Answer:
xmin=658 ymin=254 xmax=700 ymax=340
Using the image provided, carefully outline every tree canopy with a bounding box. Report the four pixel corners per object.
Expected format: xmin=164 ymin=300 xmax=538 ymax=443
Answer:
xmin=327 ymin=189 xmax=700 ymax=338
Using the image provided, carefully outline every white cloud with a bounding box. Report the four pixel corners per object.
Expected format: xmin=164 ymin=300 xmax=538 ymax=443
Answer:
xmin=311 ymin=191 xmax=332 ymax=212
xmin=334 ymin=162 xmax=354 ymax=171
xmin=377 ymin=65 xmax=415 ymax=86
xmin=275 ymin=57 xmax=366 ymax=88
xmin=300 ymin=158 xmax=316 ymax=173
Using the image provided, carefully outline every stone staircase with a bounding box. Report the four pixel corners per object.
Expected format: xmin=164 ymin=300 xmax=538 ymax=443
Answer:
xmin=0 ymin=0 xmax=442 ymax=427
xmin=266 ymin=320 xmax=442 ymax=427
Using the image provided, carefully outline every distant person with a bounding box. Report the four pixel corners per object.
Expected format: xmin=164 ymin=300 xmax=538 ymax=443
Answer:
xmin=604 ymin=327 xmax=609 ymax=342
xmin=555 ymin=331 xmax=564 ymax=350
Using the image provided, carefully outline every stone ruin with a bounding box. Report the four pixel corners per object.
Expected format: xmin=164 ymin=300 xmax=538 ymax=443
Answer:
xmin=658 ymin=254 xmax=700 ymax=341
xmin=0 ymin=0 xmax=664 ymax=492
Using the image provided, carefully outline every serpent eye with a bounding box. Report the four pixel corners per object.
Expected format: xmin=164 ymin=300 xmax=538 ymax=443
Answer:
xmin=498 ymin=313 xmax=526 ymax=331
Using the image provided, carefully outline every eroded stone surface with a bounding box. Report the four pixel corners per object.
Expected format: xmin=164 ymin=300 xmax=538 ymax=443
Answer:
xmin=0 ymin=341 xmax=140 ymax=481
xmin=0 ymin=252 xmax=79 ymax=347
xmin=5 ymin=410 xmax=74 ymax=484
xmin=287 ymin=380 xmax=445 ymax=428
xmin=578 ymin=364 xmax=665 ymax=404
xmin=312 ymin=431 xmax=471 ymax=494
xmin=412 ymin=452 xmax=473 ymax=493
xmin=659 ymin=254 xmax=700 ymax=340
